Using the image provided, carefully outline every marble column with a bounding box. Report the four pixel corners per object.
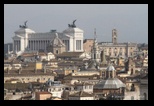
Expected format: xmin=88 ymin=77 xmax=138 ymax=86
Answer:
xmin=14 ymin=40 xmax=16 ymax=52
xmin=36 ymin=40 xmax=38 ymax=51
xmin=38 ymin=40 xmax=40 ymax=50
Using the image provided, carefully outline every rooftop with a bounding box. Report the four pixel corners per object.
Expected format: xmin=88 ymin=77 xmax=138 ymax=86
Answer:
xmin=56 ymin=52 xmax=83 ymax=57
xmin=35 ymin=91 xmax=52 ymax=95
xmin=74 ymin=82 xmax=93 ymax=86
xmin=4 ymin=69 xmax=55 ymax=77
xmin=94 ymin=78 xmax=126 ymax=89
xmin=69 ymin=91 xmax=94 ymax=97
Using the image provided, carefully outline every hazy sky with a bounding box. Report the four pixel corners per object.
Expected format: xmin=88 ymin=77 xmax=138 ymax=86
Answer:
xmin=4 ymin=4 xmax=148 ymax=44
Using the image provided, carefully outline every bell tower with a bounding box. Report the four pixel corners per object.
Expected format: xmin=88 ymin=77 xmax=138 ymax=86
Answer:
xmin=112 ymin=29 xmax=118 ymax=44
xmin=91 ymin=28 xmax=101 ymax=63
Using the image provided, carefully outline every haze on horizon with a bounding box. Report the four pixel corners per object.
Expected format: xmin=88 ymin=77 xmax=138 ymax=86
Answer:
xmin=4 ymin=4 xmax=148 ymax=44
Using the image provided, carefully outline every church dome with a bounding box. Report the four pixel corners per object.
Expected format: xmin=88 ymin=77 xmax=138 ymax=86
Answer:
xmin=106 ymin=64 xmax=115 ymax=71
xmin=50 ymin=33 xmax=65 ymax=46
xmin=94 ymin=78 xmax=126 ymax=89
xmin=63 ymin=27 xmax=84 ymax=33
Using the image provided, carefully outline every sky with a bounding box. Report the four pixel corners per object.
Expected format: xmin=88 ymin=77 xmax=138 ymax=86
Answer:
xmin=4 ymin=4 xmax=148 ymax=44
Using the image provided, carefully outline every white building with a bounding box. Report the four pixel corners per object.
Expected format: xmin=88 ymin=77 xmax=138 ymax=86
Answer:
xmin=46 ymin=80 xmax=66 ymax=98
xmin=12 ymin=21 xmax=84 ymax=53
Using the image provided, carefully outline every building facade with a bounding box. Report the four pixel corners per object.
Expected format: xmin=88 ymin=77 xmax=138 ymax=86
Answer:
xmin=98 ymin=29 xmax=137 ymax=58
xmin=12 ymin=21 xmax=84 ymax=53
xmin=47 ymin=33 xmax=66 ymax=54
xmin=83 ymin=29 xmax=137 ymax=58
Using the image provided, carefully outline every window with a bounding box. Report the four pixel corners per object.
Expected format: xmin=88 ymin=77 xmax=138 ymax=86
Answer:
xmin=56 ymin=50 xmax=58 ymax=54
xmin=130 ymin=84 xmax=135 ymax=91
xmin=72 ymin=70 xmax=74 ymax=73
xmin=76 ymin=40 xmax=81 ymax=50
xmin=94 ymin=53 xmax=96 ymax=59
xmin=131 ymin=69 xmax=133 ymax=75
xmin=125 ymin=53 xmax=127 ymax=56
xmin=49 ymin=89 xmax=52 ymax=92
xmin=13 ymin=92 xmax=16 ymax=95
xmin=63 ymin=40 xmax=69 ymax=51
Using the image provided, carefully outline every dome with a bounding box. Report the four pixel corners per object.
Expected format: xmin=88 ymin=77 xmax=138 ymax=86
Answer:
xmin=15 ymin=28 xmax=35 ymax=34
xmin=63 ymin=27 xmax=83 ymax=33
xmin=50 ymin=33 xmax=65 ymax=46
xmin=94 ymin=78 xmax=126 ymax=89
xmin=106 ymin=64 xmax=115 ymax=71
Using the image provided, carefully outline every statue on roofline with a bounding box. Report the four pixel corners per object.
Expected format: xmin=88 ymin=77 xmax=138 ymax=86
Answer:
xmin=19 ymin=20 xmax=28 ymax=28
xmin=68 ymin=19 xmax=77 ymax=28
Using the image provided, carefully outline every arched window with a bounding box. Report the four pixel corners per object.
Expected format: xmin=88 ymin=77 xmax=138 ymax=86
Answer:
xmin=131 ymin=68 xmax=133 ymax=75
xmin=130 ymin=84 xmax=135 ymax=91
